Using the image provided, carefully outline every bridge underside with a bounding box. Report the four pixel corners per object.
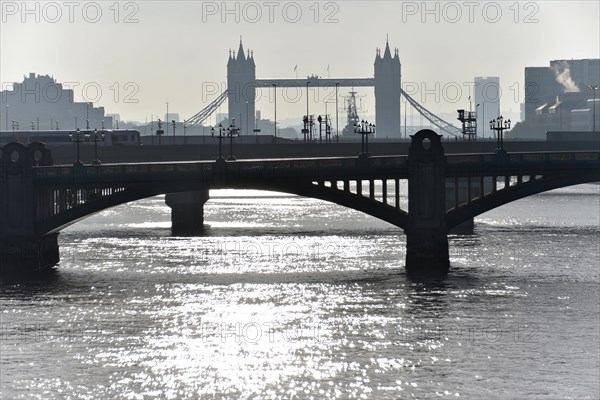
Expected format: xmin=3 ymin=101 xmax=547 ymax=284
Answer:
xmin=35 ymin=177 xmax=411 ymax=235
xmin=445 ymin=171 xmax=600 ymax=229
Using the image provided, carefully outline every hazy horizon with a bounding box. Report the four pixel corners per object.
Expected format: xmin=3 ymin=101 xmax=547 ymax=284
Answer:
xmin=1 ymin=1 xmax=599 ymax=126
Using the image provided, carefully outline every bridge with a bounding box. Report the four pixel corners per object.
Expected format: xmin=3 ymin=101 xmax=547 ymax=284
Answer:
xmin=1 ymin=130 xmax=599 ymax=275
xmin=185 ymin=40 xmax=463 ymax=138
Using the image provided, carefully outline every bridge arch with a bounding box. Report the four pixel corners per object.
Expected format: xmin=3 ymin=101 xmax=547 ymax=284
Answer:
xmin=37 ymin=180 xmax=410 ymax=235
xmin=446 ymin=172 xmax=600 ymax=229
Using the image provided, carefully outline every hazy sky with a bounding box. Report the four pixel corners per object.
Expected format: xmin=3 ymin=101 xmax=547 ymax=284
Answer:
xmin=1 ymin=0 xmax=599 ymax=125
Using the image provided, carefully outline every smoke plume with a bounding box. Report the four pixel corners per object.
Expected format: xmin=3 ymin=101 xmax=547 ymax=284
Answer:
xmin=552 ymin=61 xmax=580 ymax=93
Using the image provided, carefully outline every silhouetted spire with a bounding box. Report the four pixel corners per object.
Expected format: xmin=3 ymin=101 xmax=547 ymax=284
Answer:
xmin=383 ymin=40 xmax=392 ymax=59
xmin=237 ymin=38 xmax=246 ymax=60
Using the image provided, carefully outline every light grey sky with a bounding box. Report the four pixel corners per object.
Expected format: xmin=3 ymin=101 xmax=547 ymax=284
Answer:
xmin=1 ymin=0 xmax=598 ymax=125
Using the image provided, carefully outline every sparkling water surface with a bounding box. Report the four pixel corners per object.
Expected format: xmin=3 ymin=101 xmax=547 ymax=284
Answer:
xmin=1 ymin=184 xmax=599 ymax=399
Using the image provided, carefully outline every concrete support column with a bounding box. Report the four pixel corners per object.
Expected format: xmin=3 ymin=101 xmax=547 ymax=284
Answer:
xmin=165 ymin=190 xmax=210 ymax=234
xmin=405 ymin=130 xmax=449 ymax=275
xmin=1 ymin=142 xmax=59 ymax=274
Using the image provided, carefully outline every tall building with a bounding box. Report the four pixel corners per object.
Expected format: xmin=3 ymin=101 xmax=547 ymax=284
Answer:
xmin=513 ymin=58 xmax=600 ymax=137
xmin=524 ymin=59 xmax=600 ymax=121
xmin=0 ymin=73 xmax=113 ymax=131
xmin=227 ymin=40 xmax=256 ymax=135
xmin=474 ymin=77 xmax=500 ymax=139
xmin=374 ymin=40 xmax=401 ymax=138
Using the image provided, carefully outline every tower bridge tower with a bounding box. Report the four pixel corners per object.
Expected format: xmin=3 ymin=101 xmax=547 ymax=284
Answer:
xmin=374 ymin=40 xmax=401 ymax=138
xmin=227 ymin=40 xmax=256 ymax=135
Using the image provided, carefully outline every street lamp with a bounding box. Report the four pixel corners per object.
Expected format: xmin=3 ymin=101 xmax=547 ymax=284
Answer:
xmin=69 ymin=128 xmax=84 ymax=166
xmin=490 ymin=116 xmax=511 ymax=152
xmin=166 ymin=102 xmax=169 ymax=138
xmin=306 ymin=81 xmax=310 ymax=133
xmin=211 ymin=123 xmax=226 ymax=160
xmin=91 ymin=128 xmax=105 ymax=165
xmin=156 ymin=118 xmax=164 ymax=144
xmin=475 ymin=103 xmax=480 ymax=138
xmin=335 ymin=83 xmax=341 ymax=143
xmin=272 ymin=83 xmax=277 ymax=140
xmin=227 ymin=119 xmax=240 ymax=161
xmin=590 ymin=84 xmax=599 ymax=132
xmin=172 ymin=120 xmax=176 ymax=144
xmin=354 ymin=119 xmax=375 ymax=158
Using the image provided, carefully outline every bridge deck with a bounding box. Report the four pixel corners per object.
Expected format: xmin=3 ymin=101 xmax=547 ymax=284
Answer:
xmin=32 ymin=151 xmax=599 ymax=186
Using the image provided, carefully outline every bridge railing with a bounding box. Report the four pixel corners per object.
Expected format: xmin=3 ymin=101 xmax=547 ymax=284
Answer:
xmin=446 ymin=151 xmax=600 ymax=165
xmin=33 ymin=156 xmax=409 ymax=183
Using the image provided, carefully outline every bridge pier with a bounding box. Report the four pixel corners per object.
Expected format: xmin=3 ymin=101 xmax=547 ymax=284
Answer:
xmin=405 ymin=130 xmax=450 ymax=275
xmin=0 ymin=233 xmax=60 ymax=273
xmin=1 ymin=142 xmax=59 ymax=274
xmin=165 ymin=190 xmax=210 ymax=234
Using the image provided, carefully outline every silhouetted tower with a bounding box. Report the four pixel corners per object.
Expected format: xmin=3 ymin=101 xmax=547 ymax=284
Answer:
xmin=374 ymin=40 xmax=401 ymax=138
xmin=227 ymin=39 xmax=256 ymax=135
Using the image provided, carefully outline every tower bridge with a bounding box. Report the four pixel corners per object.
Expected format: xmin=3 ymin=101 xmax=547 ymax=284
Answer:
xmin=2 ymin=131 xmax=598 ymax=276
xmin=186 ymin=40 xmax=462 ymax=137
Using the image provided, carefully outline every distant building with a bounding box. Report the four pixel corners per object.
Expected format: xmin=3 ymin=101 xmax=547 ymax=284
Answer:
xmin=227 ymin=40 xmax=256 ymax=135
xmin=374 ymin=41 xmax=401 ymax=138
xmin=474 ymin=77 xmax=500 ymax=139
xmin=0 ymin=73 xmax=113 ymax=131
xmin=512 ymin=59 xmax=600 ymax=138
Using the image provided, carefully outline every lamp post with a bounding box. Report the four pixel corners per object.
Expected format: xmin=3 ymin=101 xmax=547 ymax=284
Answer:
xmin=354 ymin=119 xmax=375 ymax=158
xmin=272 ymin=84 xmax=277 ymax=140
xmin=211 ymin=123 xmax=226 ymax=160
xmin=69 ymin=128 xmax=84 ymax=166
xmin=172 ymin=120 xmax=176 ymax=144
xmin=318 ymin=115 xmax=323 ymax=143
xmin=92 ymin=128 xmax=105 ymax=165
xmin=183 ymin=120 xmax=187 ymax=144
xmin=335 ymin=82 xmax=339 ymax=143
xmin=166 ymin=102 xmax=169 ymax=138
xmin=306 ymin=81 xmax=310 ymax=133
xmin=156 ymin=118 xmax=164 ymax=144
xmin=5 ymin=105 xmax=8 ymax=131
xmin=475 ymin=103 xmax=480 ymax=138
xmin=490 ymin=116 xmax=511 ymax=152
xmin=227 ymin=118 xmax=240 ymax=161
xmin=590 ymin=85 xmax=599 ymax=132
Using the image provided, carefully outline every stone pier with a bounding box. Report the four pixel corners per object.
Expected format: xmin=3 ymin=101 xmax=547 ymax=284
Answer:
xmin=1 ymin=142 xmax=59 ymax=273
xmin=404 ymin=130 xmax=450 ymax=275
xmin=165 ymin=190 xmax=210 ymax=234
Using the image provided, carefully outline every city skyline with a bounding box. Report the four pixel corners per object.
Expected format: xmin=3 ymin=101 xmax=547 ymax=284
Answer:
xmin=1 ymin=1 xmax=598 ymax=126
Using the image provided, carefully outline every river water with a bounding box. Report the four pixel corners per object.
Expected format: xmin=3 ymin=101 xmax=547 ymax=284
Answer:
xmin=1 ymin=184 xmax=599 ymax=399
